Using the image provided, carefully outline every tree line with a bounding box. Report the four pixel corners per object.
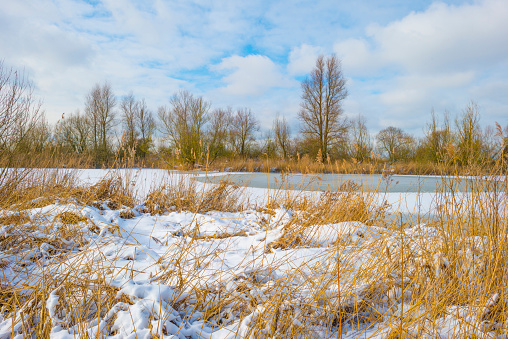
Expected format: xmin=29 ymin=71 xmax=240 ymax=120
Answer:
xmin=1 ymin=57 xmax=507 ymax=169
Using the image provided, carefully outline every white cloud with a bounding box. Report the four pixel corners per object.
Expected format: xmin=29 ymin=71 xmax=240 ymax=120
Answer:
xmin=336 ymin=0 xmax=508 ymax=75
xmin=333 ymin=0 xmax=508 ymax=133
xmin=214 ymin=55 xmax=295 ymax=96
xmin=287 ymin=44 xmax=323 ymax=75
xmin=334 ymin=39 xmax=380 ymax=76
xmin=370 ymin=0 xmax=508 ymax=73
xmin=0 ymin=3 xmax=94 ymax=72
xmin=0 ymin=0 xmax=248 ymax=122
xmin=1 ymin=0 xmax=508 ymax=135
xmin=379 ymin=71 xmax=475 ymax=106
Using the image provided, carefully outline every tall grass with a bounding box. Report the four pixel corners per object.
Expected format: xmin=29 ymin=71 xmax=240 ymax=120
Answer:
xmin=205 ymin=156 xmax=491 ymax=176
xmin=0 ymin=163 xmax=507 ymax=337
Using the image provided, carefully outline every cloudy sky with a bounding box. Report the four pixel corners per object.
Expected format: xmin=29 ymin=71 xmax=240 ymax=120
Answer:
xmin=1 ymin=0 xmax=507 ymax=136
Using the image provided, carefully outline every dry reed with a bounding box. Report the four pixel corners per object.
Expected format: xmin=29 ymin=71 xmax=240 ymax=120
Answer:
xmin=0 ymin=163 xmax=507 ymax=338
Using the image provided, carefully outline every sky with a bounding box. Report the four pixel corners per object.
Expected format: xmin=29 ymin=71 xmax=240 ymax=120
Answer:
xmin=1 ymin=0 xmax=508 ymax=136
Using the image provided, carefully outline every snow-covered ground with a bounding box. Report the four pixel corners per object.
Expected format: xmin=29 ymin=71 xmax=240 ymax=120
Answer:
xmin=0 ymin=169 xmax=505 ymax=338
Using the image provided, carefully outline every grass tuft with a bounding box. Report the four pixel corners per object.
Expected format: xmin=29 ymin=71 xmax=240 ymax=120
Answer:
xmin=0 ymin=212 xmax=30 ymax=226
xmin=145 ymin=176 xmax=245 ymax=214
xmin=57 ymin=212 xmax=87 ymax=225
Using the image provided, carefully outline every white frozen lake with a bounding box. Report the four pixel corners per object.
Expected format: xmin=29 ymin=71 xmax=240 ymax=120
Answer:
xmin=193 ymin=172 xmax=487 ymax=193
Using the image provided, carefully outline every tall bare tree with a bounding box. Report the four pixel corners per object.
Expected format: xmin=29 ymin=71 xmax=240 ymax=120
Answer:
xmin=0 ymin=61 xmax=43 ymax=154
xmin=261 ymin=130 xmax=277 ymax=158
xmin=59 ymin=110 xmax=91 ymax=153
xmin=207 ymin=107 xmax=233 ymax=161
xmin=273 ymin=115 xmax=291 ymax=158
xmin=85 ymin=82 xmax=116 ymax=161
xmin=230 ymin=108 xmax=259 ymax=157
xmin=376 ymin=126 xmax=416 ymax=162
xmin=298 ymin=54 xmax=348 ymax=161
xmin=120 ymin=93 xmax=139 ymax=151
xmin=158 ymin=90 xmax=210 ymax=164
xmin=120 ymin=95 xmax=155 ymax=158
xmin=455 ymin=102 xmax=483 ymax=165
xmin=19 ymin=117 xmax=51 ymax=154
xmin=137 ymin=99 xmax=155 ymax=157
xmin=350 ymin=114 xmax=372 ymax=162
xmin=420 ymin=109 xmax=452 ymax=163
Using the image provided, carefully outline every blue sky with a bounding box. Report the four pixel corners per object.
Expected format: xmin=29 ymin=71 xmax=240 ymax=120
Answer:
xmin=1 ymin=0 xmax=507 ymax=136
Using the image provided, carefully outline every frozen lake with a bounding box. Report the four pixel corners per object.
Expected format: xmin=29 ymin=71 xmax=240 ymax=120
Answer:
xmin=194 ymin=172 xmax=486 ymax=193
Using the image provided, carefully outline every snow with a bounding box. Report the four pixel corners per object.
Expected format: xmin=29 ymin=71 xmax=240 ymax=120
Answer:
xmin=0 ymin=168 xmax=505 ymax=338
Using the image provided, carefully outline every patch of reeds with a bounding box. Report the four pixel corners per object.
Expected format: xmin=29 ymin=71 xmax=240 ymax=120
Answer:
xmin=145 ymin=176 xmax=246 ymax=214
xmin=1 ymin=162 xmax=508 ymax=337
xmin=206 ymin=156 xmax=486 ymax=176
xmin=56 ymin=211 xmax=88 ymax=225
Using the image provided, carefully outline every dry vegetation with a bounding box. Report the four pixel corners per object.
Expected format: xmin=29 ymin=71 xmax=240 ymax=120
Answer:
xmin=0 ymin=165 xmax=507 ymax=338
xmin=145 ymin=178 xmax=247 ymax=215
xmin=202 ymin=156 xmax=480 ymax=176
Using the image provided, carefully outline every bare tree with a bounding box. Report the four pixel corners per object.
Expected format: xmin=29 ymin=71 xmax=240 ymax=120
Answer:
xmin=137 ymin=99 xmax=155 ymax=157
xmin=59 ymin=110 xmax=91 ymax=153
xmin=376 ymin=126 xmax=415 ymax=162
xmin=84 ymin=82 xmax=116 ymax=161
xmin=158 ymin=90 xmax=210 ymax=164
xmin=0 ymin=61 xmax=43 ymax=154
xmin=20 ymin=117 xmax=51 ymax=153
xmin=273 ymin=115 xmax=291 ymax=158
xmin=455 ymin=102 xmax=483 ymax=165
xmin=120 ymin=95 xmax=154 ymax=158
xmin=262 ymin=129 xmax=277 ymax=158
xmin=350 ymin=114 xmax=372 ymax=162
xmin=230 ymin=108 xmax=259 ymax=157
xmin=207 ymin=107 xmax=233 ymax=161
xmin=298 ymin=54 xmax=348 ymax=161
xmin=120 ymin=93 xmax=139 ymax=151
xmin=420 ymin=109 xmax=452 ymax=163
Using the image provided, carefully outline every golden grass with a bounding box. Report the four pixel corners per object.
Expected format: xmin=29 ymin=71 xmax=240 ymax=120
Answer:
xmin=56 ymin=211 xmax=88 ymax=225
xmin=118 ymin=209 xmax=135 ymax=219
xmin=0 ymin=212 xmax=30 ymax=226
xmin=145 ymin=176 xmax=246 ymax=214
xmin=205 ymin=156 xmax=490 ymax=176
xmin=0 ymin=164 xmax=507 ymax=337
